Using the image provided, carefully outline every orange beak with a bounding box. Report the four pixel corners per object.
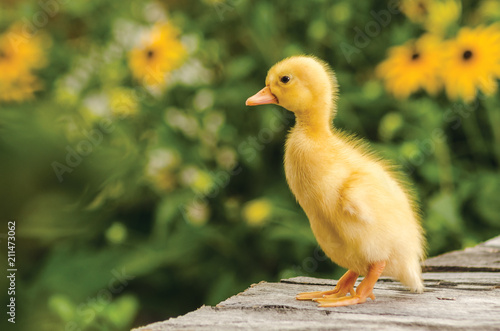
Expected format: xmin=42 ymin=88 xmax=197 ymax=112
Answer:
xmin=246 ymin=86 xmax=278 ymax=106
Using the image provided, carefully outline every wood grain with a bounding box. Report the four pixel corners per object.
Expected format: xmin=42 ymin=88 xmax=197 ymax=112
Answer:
xmin=134 ymin=236 xmax=500 ymax=331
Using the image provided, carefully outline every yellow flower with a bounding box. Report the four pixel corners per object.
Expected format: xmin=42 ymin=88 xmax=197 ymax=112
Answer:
xmin=376 ymin=34 xmax=443 ymax=99
xmin=179 ymin=166 xmax=214 ymax=193
xmin=474 ymin=0 xmax=500 ymax=23
xmin=192 ymin=170 xmax=213 ymax=194
xmin=242 ymin=199 xmax=272 ymax=226
xmin=401 ymin=0 xmax=461 ymax=35
xmin=441 ymin=24 xmax=500 ymax=102
xmin=424 ymin=0 xmax=461 ymax=35
xmin=0 ymin=74 xmax=41 ymax=102
xmin=0 ymin=23 xmax=48 ymax=102
xmin=400 ymin=0 xmax=431 ymax=24
xmin=128 ymin=23 xmax=187 ymax=87
xmin=105 ymin=222 xmax=128 ymax=244
xmin=108 ymin=87 xmax=139 ymax=117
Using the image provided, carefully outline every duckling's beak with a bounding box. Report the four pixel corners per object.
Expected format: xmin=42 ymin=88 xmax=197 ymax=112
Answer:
xmin=246 ymin=86 xmax=278 ymax=106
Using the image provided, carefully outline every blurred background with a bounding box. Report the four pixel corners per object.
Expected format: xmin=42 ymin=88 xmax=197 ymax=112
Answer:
xmin=0 ymin=0 xmax=499 ymax=330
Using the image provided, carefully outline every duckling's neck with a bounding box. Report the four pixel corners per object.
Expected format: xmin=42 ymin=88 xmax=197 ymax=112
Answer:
xmin=294 ymin=103 xmax=334 ymax=139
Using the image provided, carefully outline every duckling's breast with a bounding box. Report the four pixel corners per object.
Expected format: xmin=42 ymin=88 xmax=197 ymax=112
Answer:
xmin=283 ymin=128 xmax=373 ymax=273
xmin=284 ymin=128 xmax=346 ymax=214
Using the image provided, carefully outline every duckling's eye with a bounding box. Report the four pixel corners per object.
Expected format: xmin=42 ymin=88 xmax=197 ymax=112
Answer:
xmin=280 ymin=75 xmax=291 ymax=84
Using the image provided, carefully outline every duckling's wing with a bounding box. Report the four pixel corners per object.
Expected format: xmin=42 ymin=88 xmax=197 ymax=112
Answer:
xmin=342 ymin=190 xmax=375 ymax=223
xmin=338 ymin=172 xmax=383 ymax=224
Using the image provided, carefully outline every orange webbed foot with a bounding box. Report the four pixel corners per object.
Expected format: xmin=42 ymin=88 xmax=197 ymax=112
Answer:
xmin=316 ymin=261 xmax=386 ymax=307
xmin=296 ymin=289 xmax=342 ymax=301
xmin=296 ymin=270 xmax=358 ymax=301
xmin=316 ymin=292 xmax=376 ymax=307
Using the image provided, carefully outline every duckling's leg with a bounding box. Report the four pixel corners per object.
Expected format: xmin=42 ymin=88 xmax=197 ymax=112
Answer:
xmin=316 ymin=261 xmax=386 ymax=307
xmin=296 ymin=270 xmax=358 ymax=301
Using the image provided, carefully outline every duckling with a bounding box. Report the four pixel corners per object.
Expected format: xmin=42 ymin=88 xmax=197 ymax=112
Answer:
xmin=246 ymin=55 xmax=425 ymax=307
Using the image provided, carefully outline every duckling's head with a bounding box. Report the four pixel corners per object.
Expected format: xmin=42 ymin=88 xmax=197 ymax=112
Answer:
xmin=246 ymin=55 xmax=338 ymax=124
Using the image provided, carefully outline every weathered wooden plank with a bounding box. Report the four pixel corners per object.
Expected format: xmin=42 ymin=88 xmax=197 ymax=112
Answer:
xmin=134 ymin=237 xmax=500 ymax=330
xmin=423 ymin=243 xmax=500 ymax=272
xmin=482 ymin=236 xmax=500 ymax=248
xmin=284 ymin=273 xmax=500 ymax=289
xmin=134 ymin=272 xmax=500 ymax=330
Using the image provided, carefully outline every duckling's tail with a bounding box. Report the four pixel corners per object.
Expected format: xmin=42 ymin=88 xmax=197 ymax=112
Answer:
xmin=399 ymin=258 xmax=424 ymax=293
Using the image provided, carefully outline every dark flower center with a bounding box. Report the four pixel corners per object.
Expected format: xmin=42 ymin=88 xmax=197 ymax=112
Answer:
xmin=146 ymin=49 xmax=155 ymax=59
xmin=0 ymin=49 xmax=7 ymax=59
xmin=411 ymin=53 xmax=420 ymax=60
xmin=462 ymin=50 xmax=473 ymax=60
xmin=417 ymin=2 xmax=428 ymax=15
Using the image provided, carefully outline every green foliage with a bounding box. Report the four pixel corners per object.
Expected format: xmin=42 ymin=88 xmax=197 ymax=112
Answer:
xmin=0 ymin=0 xmax=499 ymax=330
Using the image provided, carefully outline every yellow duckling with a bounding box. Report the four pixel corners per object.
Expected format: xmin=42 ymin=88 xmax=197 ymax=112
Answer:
xmin=246 ymin=55 xmax=425 ymax=307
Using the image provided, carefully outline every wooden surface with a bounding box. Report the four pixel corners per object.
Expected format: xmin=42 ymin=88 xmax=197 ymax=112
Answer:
xmin=135 ymin=237 xmax=500 ymax=330
xmin=423 ymin=236 xmax=500 ymax=272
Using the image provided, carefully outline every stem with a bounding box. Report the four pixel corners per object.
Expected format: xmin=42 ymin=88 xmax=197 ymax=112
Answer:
xmin=434 ymin=137 xmax=454 ymax=194
xmin=461 ymin=105 xmax=488 ymax=159
xmin=483 ymin=97 xmax=500 ymax=166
